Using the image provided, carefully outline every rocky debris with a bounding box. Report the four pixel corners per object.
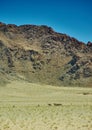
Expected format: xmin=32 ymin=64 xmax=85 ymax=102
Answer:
xmin=86 ymin=41 xmax=92 ymax=53
xmin=83 ymin=67 xmax=92 ymax=77
xmin=68 ymin=55 xmax=80 ymax=66
xmin=59 ymin=55 xmax=92 ymax=85
xmin=4 ymin=48 xmax=14 ymax=67
xmin=19 ymin=25 xmax=54 ymax=39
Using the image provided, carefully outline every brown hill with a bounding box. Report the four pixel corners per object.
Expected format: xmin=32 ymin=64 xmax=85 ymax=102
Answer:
xmin=0 ymin=22 xmax=92 ymax=87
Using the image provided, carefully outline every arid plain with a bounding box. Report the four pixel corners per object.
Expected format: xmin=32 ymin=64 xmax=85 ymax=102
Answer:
xmin=0 ymin=81 xmax=92 ymax=130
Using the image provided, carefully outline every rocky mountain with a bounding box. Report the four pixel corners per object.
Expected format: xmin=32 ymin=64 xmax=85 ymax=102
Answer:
xmin=0 ymin=22 xmax=92 ymax=87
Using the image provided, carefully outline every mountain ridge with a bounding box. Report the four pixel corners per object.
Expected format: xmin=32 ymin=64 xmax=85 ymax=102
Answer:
xmin=0 ymin=22 xmax=92 ymax=87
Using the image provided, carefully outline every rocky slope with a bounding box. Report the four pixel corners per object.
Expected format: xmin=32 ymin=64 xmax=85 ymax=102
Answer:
xmin=0 ymin=22 xmax=92 ymax=87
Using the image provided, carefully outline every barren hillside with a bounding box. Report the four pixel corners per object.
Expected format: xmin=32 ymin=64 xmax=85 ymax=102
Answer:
xmin=0 ymin=22 xmax=92 ymax=87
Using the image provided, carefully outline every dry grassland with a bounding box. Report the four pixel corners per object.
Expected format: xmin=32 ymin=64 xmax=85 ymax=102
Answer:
xmin=0 ymin=81 xmax=92 ymax=130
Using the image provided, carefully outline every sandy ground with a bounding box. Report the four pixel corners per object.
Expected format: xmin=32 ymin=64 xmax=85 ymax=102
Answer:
xmin=0 ymin=81 xmax=92 ymax=130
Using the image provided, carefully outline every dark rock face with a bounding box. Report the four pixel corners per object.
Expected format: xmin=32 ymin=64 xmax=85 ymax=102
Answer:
xmin=0 ymin=22 xmax=92 ymax=87
xmin=59 ymin=55 xmax=92 ymax=86
xmin=87 ymin=41 xmax=92 ymax=46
